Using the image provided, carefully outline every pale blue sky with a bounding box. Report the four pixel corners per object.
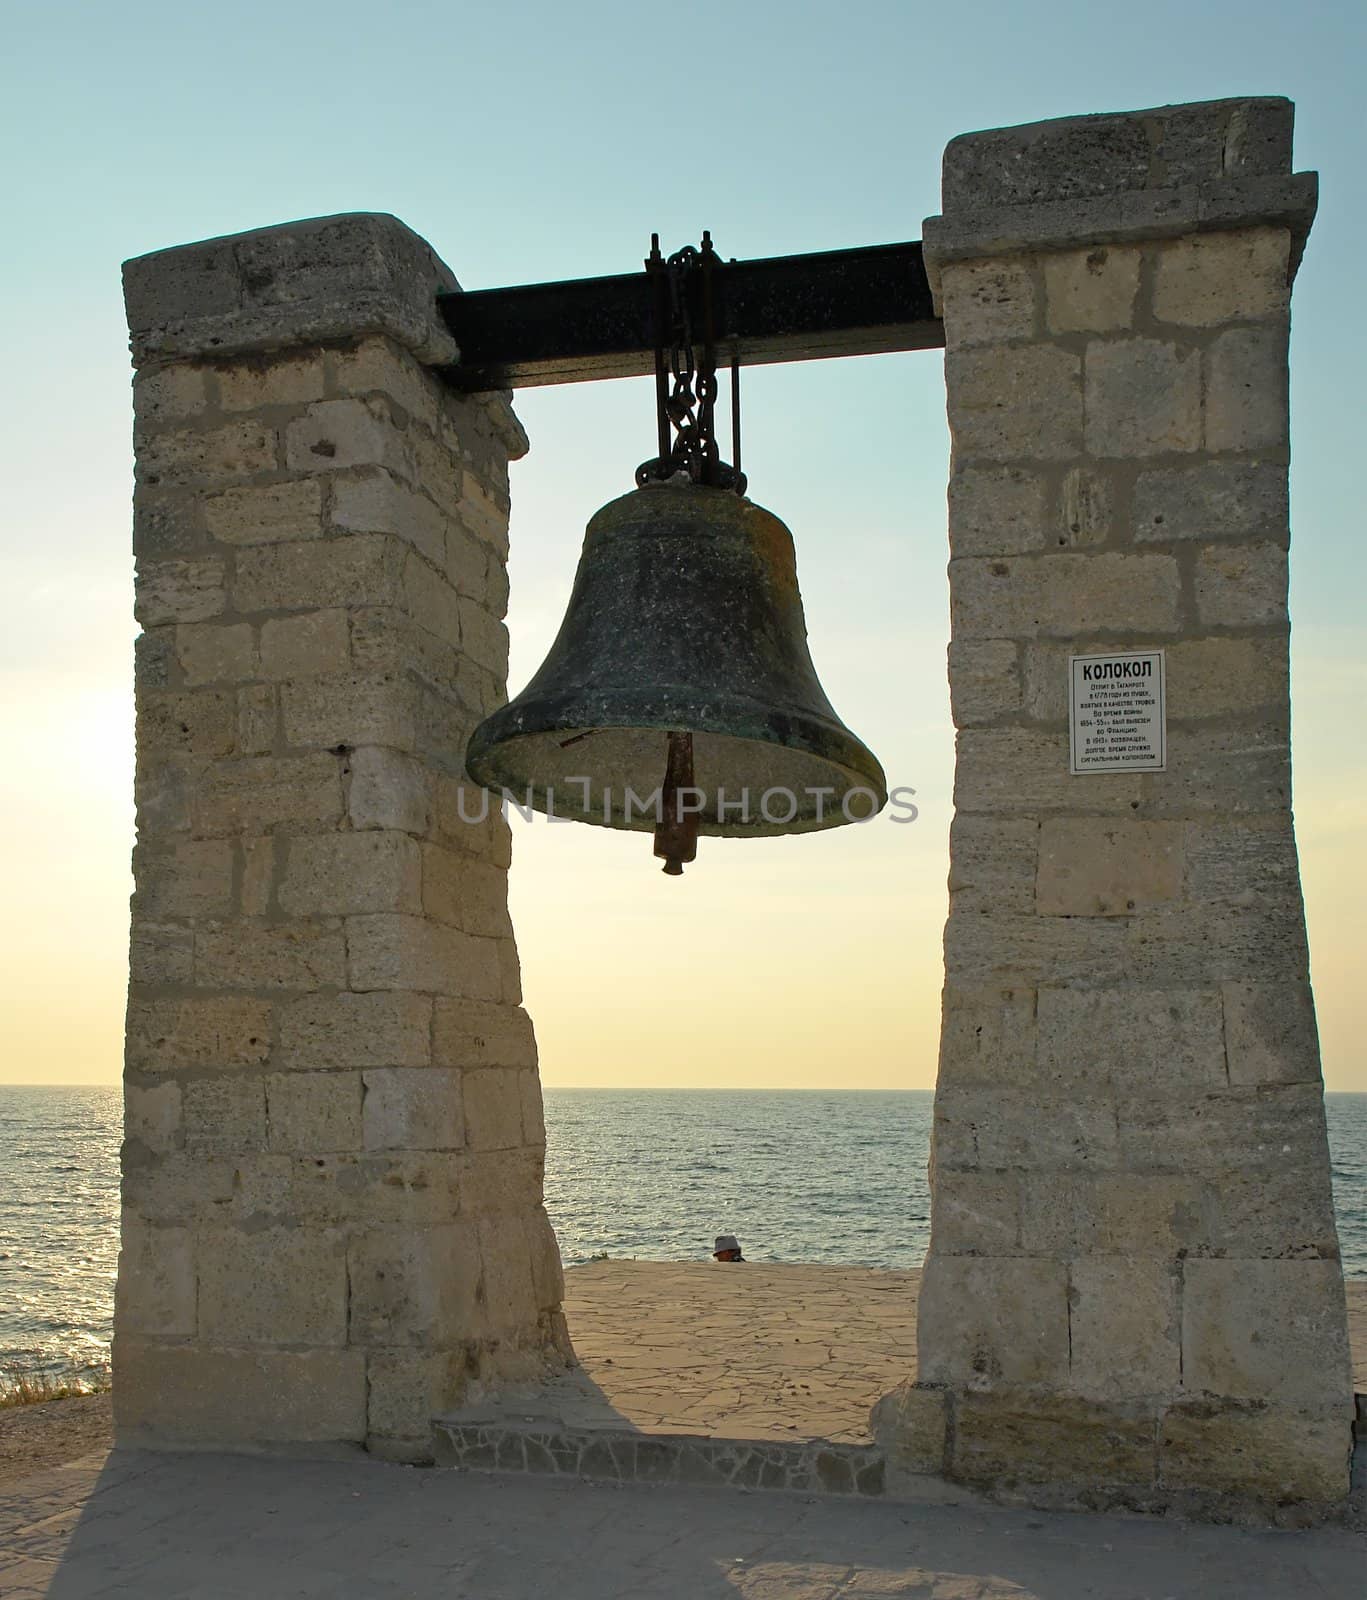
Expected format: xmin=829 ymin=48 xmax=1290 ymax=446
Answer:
xmin=2 ymin=0 xmax=1364 ymax=1086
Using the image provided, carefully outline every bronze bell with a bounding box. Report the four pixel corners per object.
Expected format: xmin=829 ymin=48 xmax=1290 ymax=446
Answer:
xmin=464 ymin=477 xmax=887 ymax=873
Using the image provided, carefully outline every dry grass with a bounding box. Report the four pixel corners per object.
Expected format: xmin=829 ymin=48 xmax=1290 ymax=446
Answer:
xmin=0 ymin=1373 xmax=111 ymax=1410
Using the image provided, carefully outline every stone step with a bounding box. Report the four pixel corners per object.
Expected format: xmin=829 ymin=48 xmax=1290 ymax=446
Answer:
xmin=431 ymin=1373 xmax=887 ymax=1498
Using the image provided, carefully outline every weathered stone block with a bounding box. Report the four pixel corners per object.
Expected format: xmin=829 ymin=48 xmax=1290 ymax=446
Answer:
xmin=939 ymin=257 xmax=1036 ymax=348
xmin=266 ymin=1071 xmax=363 ymax=1152
xmin=259 ymin=609 xmax=350 ymax=679
xmin=125 ymin=1081 xmax=182 ymax=1153
xmin=456 ymin=597 xmax=508 ymax=676
xmin=227 ymin=1149 xmax=473 ymax=1230
xmin=347 ymin=1224 xmax=481 ymax=1347
xmin=952 ymin=1392 xmax=1157 ymax=1491
xmin=366 ymin=1350 xmax=469 ymax=1449
xmin=132 ymin=838 xmax=235 ymax=918
xmin=113 ymin=1341 xmax=366 ymax=1445
xmin=348 ymin=745 xmax=431 ymax=833
xmin=1036 ymin=818 xmax=1182 ymax=916
xmin=433 ymin=1000 xmax=538 ymax=1070
xmin=446 ymin=526 xmax=490 ymax=601
xmin=1141 ymin=719 xmax=1291 ymax=819
xmin=115 ymin=1217 xmax=196 ymax=1337
xmin=1165 ymin=636 xmax=1287 ymax=719
xmin=519 ymin=1070 xmax=546 ymax=1149
xmin=1194 ymin=541 xmax=1288 ymax=626
xmin=362 ymin=1067 xmax=464 ymax=1151
xmin=1043 ymin=244 xmax=1140 ymax=332
xmin=1019 ymin=1171 xmax=1216 ymax=1258
xmin=934 ymin=1085 xmax=1119 ymax=1171
xmin=332 ymin=469 xmax=447 ymax=568
xmin=1122 ymin=899 xmax=1309 ymax=986
xmin=421 ymin=848 xmax=512 ymax=936
xmin=950 ymin=551 xmax=1180 ymax=639
xmin=133 ymin=490 xmax=208 ymax=561
xmin=129 ymin=922 xmax=195 ymax=987
xmin=197 ymin=1226 xmax=347 ymax=1345
xmin=233 ymin=534 xmax=401 ymax=614
xmin=496 ymin=939 xmax=523 ymax=1003
xmin=203 ymin=479 xmax=324 ymax=545
xmin=138 ymin=689 xmax=238 ymax=758
xmin=1115 ymin=1084 xmax=1328 ymax=1174
xmin=126 ymin=996 xmax=272 ymax=1071
xmin=476 ymin=1213 xmax=540 ymax=1333
xmin=944 ymin=907 xmax=1130 ymax=987
xmin=1223 ymin=981 xmax=1320 ymax=1085
xmin=124 ymin=212 xmax=460 ymax=369
xmin=946 ymin=466 xmax=1047 ymax=556
xmin=236 ymin=684 xmax=278 ymax=754
xmin=182 ymin=1075 xmax=266 ymax=1155
xmin=938 ymin=985 xmax=1037 ymax=1084
xmin=280 ymin=672 xmax=416 ymax=751
xmin=1068 ymin=1258 xmax=1179 ymax=1400
xmin=1158 ymin=1401 xmax=1352 ymax=1505
xmin=1195 ymin=1160 xmax=1341 ymax=1260
xmin=195 ymin=919 xmax=347 ymax=990
xmin=139 ymin=421 xmax=277 ymax=487
xmin=133 ymin=364 xmax=207 ymax=427
xmin=279 ymin=830 xmax=422 ymax=916
xmin=463 ymin=1069 xmax=527 ymax=1151
xmin=280 ymin=991 xmax=432 ymax=1069
xmin=1152 ymin=228 xmax=1290 ymax=326
xmin=194 ymin=753 xmax=344 ymax=834
xmin=1182 ymin=1260 xmax=1351 ymax=1405
xmin=456 ymin=469 xmax=512 ymax=555
xmin=348 ymin=914 xmax=502 ymax=999
xmin=331 ymin=336 xmax=442 ymax=431
xmin=928 ymin=1170 xmax=1021 ymax=1255
xmin=241 ymin=835 xmax=276 ymax=916
xmin=217 ymin=352 xmax=326 ymax=411
xmin=947 ymin=638 xmax=1020 ymax=725
xmin=869 ymin=1383 xmax=947 ymax=1478
xmin=1035 ymin=986 xmax=1226 ymax=1089
xmin=940 ymin=106 xmax=1152 ymax=206
xmin=1019 ymin=641 xmax=1074 ymax=724
xmin=1184 ymin=817 xmax=1301 ymax=907
xmin=176 ymin=621 xmax=257 ymax=684
xmin=525 ymin=1209 xmax=564 ymax=1309
xmin=918 ymin=1255 xmax=1069 ymax=1386
xmin=121 ymin=1146 xmax=237 ymax=1223
xmin=435 ymin=777 xmax=511 ymax=863
xmin=1084 ymin=338 xmax=1201 ymax=457
xmin=945 ymin=346 xmax=1082 ymax=461
xmin=1057 ymin=467 xmax=1113 ymax=547
xmin=1132 ymin=460 xmax=1288 ymax=544
xmin=135 ymin=557 xmax=226 ymax=625
xmin=1205 ymin=323 xmax=1288 ymax=451
xmin=947 ymin=816 xmax=1038 ymax=914
xmin=284 ymin=398 xmax=411 ymax=479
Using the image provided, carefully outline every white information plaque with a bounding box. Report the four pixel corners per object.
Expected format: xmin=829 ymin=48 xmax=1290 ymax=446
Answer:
xmin=1069 ymin=650 xmax=1166 ymax=774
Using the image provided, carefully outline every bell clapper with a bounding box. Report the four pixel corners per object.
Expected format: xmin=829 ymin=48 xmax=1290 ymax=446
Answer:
xmin=653 ymin=730 xmax=699 ymax=876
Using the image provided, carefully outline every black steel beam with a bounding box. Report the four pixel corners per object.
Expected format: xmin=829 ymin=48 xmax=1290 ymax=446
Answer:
xmin=435 ymin=241 xmax=944 ymax=391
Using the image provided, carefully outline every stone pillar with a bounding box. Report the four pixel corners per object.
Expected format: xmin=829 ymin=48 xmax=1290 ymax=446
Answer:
xmin=887 ymin=100 xmax=1354 ymax=1514
xmin=114 ymin=214 xmax=569 ymax=1462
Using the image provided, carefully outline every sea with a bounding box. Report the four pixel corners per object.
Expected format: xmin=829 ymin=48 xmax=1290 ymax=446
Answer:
xmin=1 ymin=1085 xmax=1364 ymax=1388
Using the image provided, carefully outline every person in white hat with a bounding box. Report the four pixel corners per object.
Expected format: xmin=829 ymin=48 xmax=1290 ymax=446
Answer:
xmin=712 ymin=1234 xmax=744 ymax=1262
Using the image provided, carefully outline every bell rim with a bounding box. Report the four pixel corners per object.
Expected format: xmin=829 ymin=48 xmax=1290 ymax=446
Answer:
xmin=464 ymin=694 xmax=887 ymax=837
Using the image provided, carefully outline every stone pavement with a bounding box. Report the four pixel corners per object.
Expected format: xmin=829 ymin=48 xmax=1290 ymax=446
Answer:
xmin=561 ymin=1261 xmax=922 ymax=1443
xmin=3 ymin=1446 xmax=1366 ymax=1599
